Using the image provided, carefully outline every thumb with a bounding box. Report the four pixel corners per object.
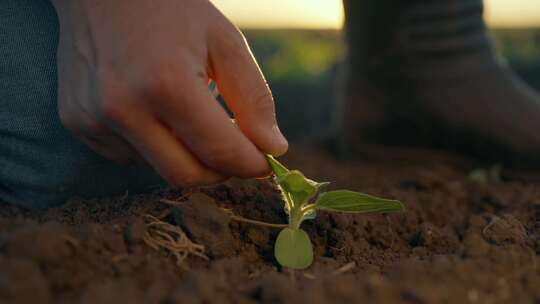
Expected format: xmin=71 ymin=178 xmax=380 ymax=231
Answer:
xmin=208 ymin=25 xmax=288 ymax=156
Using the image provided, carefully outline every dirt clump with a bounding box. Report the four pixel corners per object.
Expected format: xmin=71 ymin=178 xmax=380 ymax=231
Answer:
xmin=165 ymin=193 xmax=235 ymax=258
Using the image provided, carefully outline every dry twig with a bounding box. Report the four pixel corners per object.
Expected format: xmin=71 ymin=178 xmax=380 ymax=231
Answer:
xmin=331 ymin=261 xmax=356 ymax=276
xmin=222 ymin=208 xmax=288 ymax=229
xmin=161 ymin=198 xmax=287 ymax=229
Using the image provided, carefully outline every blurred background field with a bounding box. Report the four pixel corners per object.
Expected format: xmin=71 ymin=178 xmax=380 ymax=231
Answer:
xmin=243 ymin=29 xmax=540 ymax=140
xmin=244 ymin=30 xmax=344 ymax=140
xmin=493 ymin=29 xmax=540 ymax=89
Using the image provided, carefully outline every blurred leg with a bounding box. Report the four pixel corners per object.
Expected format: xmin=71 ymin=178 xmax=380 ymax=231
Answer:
xmin=0 ymin=0 xmax=163 ymax=209
xmin=339 ymin=0 xmax=540 ymax=164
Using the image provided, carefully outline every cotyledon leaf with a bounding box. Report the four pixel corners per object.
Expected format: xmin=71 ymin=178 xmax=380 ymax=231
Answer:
xmin=315 ymin=190 xmax=405 ymax=213
xmin=274 ymin=228 xmax=313 ymax=269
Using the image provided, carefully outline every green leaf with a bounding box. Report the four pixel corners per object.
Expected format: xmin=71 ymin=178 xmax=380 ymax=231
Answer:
xmin=278 ymin=170 xmax=315 ymax=194
xmin=274 ymin=228 xmax=313 ymax=269
xmin=279 ymin=172 xmax=313 ymax=206
xmin=266 ymin=155 xmax=289 ymax=179
xmin=315 ymin=190 xmax=405 ymax=213
xmin=278 ymin=171 xmax=328 ymax=204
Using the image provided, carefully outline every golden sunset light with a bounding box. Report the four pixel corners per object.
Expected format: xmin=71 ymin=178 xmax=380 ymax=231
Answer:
xmin=211 ymin=0 xmax=540 ymax=29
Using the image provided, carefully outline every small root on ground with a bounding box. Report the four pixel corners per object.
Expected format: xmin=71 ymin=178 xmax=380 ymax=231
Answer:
xmin=142 ymin=214 xmax=208 ymax=267
xmin=161 ymin=198 xmax=287 ymax=229
xmin=222 ymin=208 xmax=288 ymax=229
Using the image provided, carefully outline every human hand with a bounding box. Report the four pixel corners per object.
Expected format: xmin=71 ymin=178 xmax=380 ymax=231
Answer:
xmin=51 ymin=0 xmax=288 ymax=186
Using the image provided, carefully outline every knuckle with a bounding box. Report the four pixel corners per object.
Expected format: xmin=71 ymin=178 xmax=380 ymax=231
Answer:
xmin=213 ymin=23 xmax=248 ymax=55
xmin=216 ymin=18 xmax=243 ymax=40
xmin=141 ymin=61 xmax=188 ymax=102
xmin=227 ymin=27 xmax=247 ymax=47
xmin=247 ymin=87 xmax=275 ymax=114
xmin=96 ymin=89 xmax=133 ymax=128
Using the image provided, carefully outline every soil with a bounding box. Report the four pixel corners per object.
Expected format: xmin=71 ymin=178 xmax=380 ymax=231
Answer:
xmin=0 ymin=146 xmax=539 ymax=304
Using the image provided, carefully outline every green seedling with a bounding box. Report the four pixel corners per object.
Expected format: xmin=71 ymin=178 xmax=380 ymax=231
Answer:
xmin=267 ymin=155 xmax=405 ymax=270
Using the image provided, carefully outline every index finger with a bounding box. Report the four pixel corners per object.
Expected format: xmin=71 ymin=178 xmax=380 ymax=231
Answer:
xmin=150 ymin=62 xmax=271 ymax=178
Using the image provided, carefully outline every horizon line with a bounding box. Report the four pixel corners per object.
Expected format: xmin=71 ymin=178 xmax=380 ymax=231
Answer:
xmin=239 ymin=25 xmax=540 ymax=30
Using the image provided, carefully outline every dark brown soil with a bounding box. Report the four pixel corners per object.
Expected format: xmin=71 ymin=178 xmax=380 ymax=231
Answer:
xmin=1 ymin=146 xmax=539 ymax=304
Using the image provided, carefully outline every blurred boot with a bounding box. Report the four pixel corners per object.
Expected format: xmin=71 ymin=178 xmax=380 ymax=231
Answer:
xmin=337 ymin=0 xmax=540 ymax=165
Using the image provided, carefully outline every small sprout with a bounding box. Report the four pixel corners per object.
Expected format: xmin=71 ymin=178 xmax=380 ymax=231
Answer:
xmin=267 ymin=155 xmax=405 ymax=270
